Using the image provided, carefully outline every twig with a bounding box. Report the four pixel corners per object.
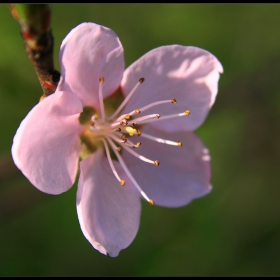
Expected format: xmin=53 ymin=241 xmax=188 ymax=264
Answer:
xmin=8 ymin=4 xmax=60 ymax=101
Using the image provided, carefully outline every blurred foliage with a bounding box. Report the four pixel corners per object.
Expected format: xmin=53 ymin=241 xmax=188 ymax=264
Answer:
xmin=1 ymin=4 xmax=280 ymax=276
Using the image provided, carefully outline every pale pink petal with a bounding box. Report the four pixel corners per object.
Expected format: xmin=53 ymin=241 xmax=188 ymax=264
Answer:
xmin=121 ymin=45 xmax=223 ymax=132
xmin=58 ymin=22 xmax=124 ymax=109
xmin=11 ymin=91 xmax=84 ymax=195
xmin=121 ymin=125 xmax=212 ymax=207
xmin=77 ymin=149 xmax=141 ymax=257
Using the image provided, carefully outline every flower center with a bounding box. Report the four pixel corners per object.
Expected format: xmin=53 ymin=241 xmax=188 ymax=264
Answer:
xmin=80 ymin=77 xmax=191 ymax=205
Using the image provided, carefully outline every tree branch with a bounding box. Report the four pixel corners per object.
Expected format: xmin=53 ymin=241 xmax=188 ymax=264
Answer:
xmin=8 ymin=4 xmax=60 ymax=101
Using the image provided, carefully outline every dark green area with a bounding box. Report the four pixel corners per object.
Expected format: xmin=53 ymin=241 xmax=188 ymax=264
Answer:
xmin=1 ymin=4 xmax=280 ymax=276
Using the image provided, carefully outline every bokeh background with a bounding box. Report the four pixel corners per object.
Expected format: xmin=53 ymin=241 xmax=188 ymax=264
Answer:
xmin=1 ymin=4 xmax=280 ymax=276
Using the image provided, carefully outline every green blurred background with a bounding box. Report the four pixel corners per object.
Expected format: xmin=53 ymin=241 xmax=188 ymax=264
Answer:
xmin=1 ymin=4 xmax=280 ymax=276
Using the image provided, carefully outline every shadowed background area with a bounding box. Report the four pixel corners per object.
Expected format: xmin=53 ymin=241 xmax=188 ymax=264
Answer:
xmin=1 ymin=4 xmax=280 ymax=276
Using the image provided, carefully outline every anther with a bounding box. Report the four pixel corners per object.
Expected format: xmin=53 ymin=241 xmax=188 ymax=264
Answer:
xmin=177 ymin=141 xmax=182 ymax=146
xmin=137 ymin=130 xmax=142 ymax=136
xmin=132 ymin=123 xmax=137 ymax=128
xmin=121 ymin=135 xmax=126 ymax=140
xmin=135 ymin=142 xmax=141 ymax=147
xmin=125 ymin=115 xmax=131 ymax=120
xmin=94 ymin=113 xmax=99 ymax=119
xmin=120 ymin=180 xmax=125 ymax=186
xmin=156 ymin=114 xmax=161 ymax=119
xmin=171 ymin=98 xmax=177 ymax=104
xmin=120 ymin=120 xmax=128 ymax=125
xmin=99 ymin=77 xmax=104 ymax=83
xmin=117 ymin=146 xmax=122 ymax=152
xmin=134 ymin=109 xmax=141 ymax=114
xmin=139 ymin=77 xmax=145 ymax=83
xmin=149 ymin=199 xmax=155 ymax=205
xmin=115 ymin=128 xmax=121 ymax=132
xmin=154 ymin=160 xmax=160 ymax=166
xmin=89 ymin=120 xmax=95 ymax=126
xmin=184 ymin=110 xmax=190 ymax=116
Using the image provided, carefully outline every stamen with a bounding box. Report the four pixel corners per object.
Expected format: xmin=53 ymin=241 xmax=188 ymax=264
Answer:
xmin=119 ymin=141 xmax=158 ymax=165
xmin=135 ymin=110 xmax=191 ymax=124
xmin=101 ymin=139 xmax=124 ymax=185
xmin=119 ymin=119 xmax=128 ymax=126
xmin=89 ymin=126 xmax=100 ymax=133
xmin=154 ymin=160 xmax=160 ymax=166
xmin=149 ymin=199 xmax=155 ymax=205
xmin=107 ymin=138 xmax=153 ymax=204
xmin=99 ymin=77 xmax=106 ymax=121
xmin=140 ymin=132 xmax=183 ymax=146
xmin=89 ymin=120 xmax=95 ymax=127
xmin=135 ymin=142 xmax=141 ymax=147
xmin=109 ymin=133 xmax=137 ymax=148
xmin=127 ymin=114 xmax=160 ymax=126
xmin=127 ymin=99 xmax=176 ymax=116
xmin=109 ymin=77 xmax=145 ymax=120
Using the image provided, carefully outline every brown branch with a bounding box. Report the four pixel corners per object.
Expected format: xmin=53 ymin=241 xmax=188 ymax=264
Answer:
xmin=8 ymin=4 xmax=60 ymax=101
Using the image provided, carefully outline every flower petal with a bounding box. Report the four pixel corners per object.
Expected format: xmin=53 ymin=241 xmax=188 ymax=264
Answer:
xmin=121 ymin=125 xmax=212 ymax=207
xmin=11 ymin=91 xmax=83 ymax=194
xmin=77 ymin=149 xmax=141 ymax=257
xmin=121 ymin=45 xmax=223 ymax=132
xmin=58 ymin=22 xmax=124 ymax=109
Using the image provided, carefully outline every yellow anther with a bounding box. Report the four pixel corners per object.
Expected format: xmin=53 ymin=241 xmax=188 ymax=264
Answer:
xmin=137 ymin=130 xmax=142 ymax=136
xmin=139 ymin=77 xmax=145 ymax=84
xmin=154 ymin=160 xmax=160 ymax=166
xmin=156 ymin=114 xmax=161 ymax=119
xmin=177 ymin=141 xmax=182 ymax=146
xmin=99 ymin=77 xmax=104 ymax=83
xmin=134 ymin=109 xmax=141 ymax=114
xmin=94 ymin=113 xmax=99 ymax=119
xmin=115 ymin=128 xmax=121 ymax=132
xmin=184 ymin=110 xmax=190 ymax=116
xmin=117 ymin=146 xmax=122 ymax=152
xmin=121 ymin=135 xmax=126 ymax=140
xmin=149 ymin=199 xmax=154 ymax=205
xmin=125 ymin=115 xmax=131 ymax=120
xmin=120 ymin=180 xmax=125 ymax=186
xmin=89 ymin=120 xmax=95 ymax=126
xmin=171 ymin=98 xmax=177 ymax=104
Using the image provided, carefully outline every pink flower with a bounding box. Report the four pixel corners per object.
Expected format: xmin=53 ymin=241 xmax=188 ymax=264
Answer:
xmin=11 ymin=22 xmax=223 ymax=257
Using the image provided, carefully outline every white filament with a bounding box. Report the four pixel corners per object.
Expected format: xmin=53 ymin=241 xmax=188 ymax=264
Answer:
xmin=140 ymin=132 xmax=180 ymax=146
xmin=107 ymin=138 xmax=152 ymax=203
